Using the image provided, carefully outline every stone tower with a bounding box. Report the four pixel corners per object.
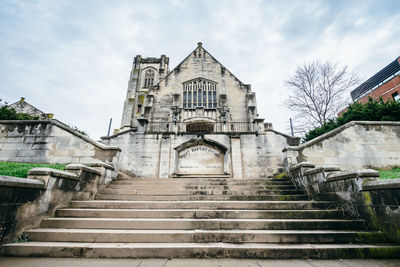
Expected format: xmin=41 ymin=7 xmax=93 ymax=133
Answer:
xmin=120 ymin=54 xmax=169 ymax=130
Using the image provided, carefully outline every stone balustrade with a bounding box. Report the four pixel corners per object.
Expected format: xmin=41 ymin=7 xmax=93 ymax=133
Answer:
xmin=286 ymin=161 xmax=400 ymax=244
xmin=0 ymin=163 xmax=117 ymax=244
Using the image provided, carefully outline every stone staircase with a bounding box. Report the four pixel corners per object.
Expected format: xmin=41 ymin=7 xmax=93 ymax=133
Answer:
xmin=2 ymin=176 xmax=400 ymax=258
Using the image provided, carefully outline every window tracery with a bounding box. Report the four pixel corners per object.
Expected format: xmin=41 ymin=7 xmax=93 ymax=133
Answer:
xmin=183 ymin=79 xmax=217 ymax=109
xmin=143 ymin=69 xmax=155 ymax=88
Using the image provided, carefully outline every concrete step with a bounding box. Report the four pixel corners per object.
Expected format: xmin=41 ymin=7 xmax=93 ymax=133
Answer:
xmin=40 ymin=218 xmax=365 ymax=230
xmin=95 ymin=194 xmax=308 ymax=201
xmin=264 ymin=185 xmax=296 ymax=189
xmin=26 ymin=229 xmax=388 ymax=244
xmin=111 ymin=181 xmax=296 ymax=188
xmin=111 ymin=179 xmax=293 ymax=186
xmin=69 ymin=200 xmax=335 ymax=210
xmin=98 ymin=188 xmax=302 ymax=195
xmin=3 ymin=242 xmax=400 ymax=259
xmin=106 ymin=184 xmax=274 ymax=190
xmin=56 ymin=208 xmax=344 ymax=219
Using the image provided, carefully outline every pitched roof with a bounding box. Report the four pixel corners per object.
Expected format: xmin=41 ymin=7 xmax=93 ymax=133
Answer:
xmin=155 ymin=42 xmax=247 ymax=87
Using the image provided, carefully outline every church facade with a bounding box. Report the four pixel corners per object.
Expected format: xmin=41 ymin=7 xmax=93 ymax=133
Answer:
xmin=101 ymin=43 xmax=299 ymax=178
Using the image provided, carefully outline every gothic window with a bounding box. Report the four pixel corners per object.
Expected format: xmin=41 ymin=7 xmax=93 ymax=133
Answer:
xmin=143 ymin=69 xmax=155 ymax=88
xmin=183 ymin=79 xmax=217 ymax=109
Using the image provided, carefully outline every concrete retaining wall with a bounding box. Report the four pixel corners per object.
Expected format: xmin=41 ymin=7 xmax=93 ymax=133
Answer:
xmin=0 ymin=163 xmax=117 ymax=244
xmin=287 ymin=162 xmax=400 ymax=244
xmin=101 ymin=130 xmax=297 ymax=178
xmin=0 ymin=120 xmax=120 ymax=164
xmin=284 ymin=121 xmax=400 ymax=171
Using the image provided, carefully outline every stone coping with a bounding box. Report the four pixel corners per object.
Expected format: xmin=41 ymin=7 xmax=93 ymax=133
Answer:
xmin=266 ymin=129 xmax=301 ymax=144
xmin=0 ymin=119 xmax=121 ymax=151
xmin=65 ymin=164 xmax=101 ymax=175
xmin=362 ymin=178 xmax=400 ymax=191
xmin=289 ymin=162 xmax=316 ymax=171
xmin=283 ymin=121 xmax=400 ymax=152
xmin=303 ymin=166 xmax=341 ymax=176
xmin=28 ymin=168 xmax=79 ymax=180
xmin=88 ymin=162 xmax=115 ymax=170
xmin=101 ymin=128 xmax=137 ymax=140
xmin=0 ymin=175 xmax=45 ymax=189
xmin=326 ymin=169 xmax=380 ymax=182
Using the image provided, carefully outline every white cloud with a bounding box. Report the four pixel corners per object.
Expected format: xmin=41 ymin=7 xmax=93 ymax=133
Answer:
xmin=1 ymin=0 xmax=399 ymax=139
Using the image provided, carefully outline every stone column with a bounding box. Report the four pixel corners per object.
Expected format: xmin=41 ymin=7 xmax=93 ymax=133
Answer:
xmin=230 ymin=137 xmax=243 ymax=179
xmin=158 ymin=136 xmax=171 ymax=178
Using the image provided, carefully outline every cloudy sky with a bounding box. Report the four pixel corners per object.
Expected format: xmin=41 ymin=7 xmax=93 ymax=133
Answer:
xmin=1 ymin=0 xmax=399 ymax=139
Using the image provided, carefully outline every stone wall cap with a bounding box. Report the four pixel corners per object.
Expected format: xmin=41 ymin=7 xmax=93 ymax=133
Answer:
xmin=65 ymin=164 xmax=101 ymax=175
xmin=0 ymin=175 xmax=45 ymax=189
xmin=292 ymin=121 xmax=400 ymax=151
xmin=362 ymin=178 xmax=400 ymax=191
xmin=289 ymin=162 xmax=316 ymax=171
xmin=326 ymin=169 xmax=380 ymax=182
xmin=28 ymin=167 xmax=79 ymax=180
xmin=88 ymin=162 xmax=115 ymax=170
xmin=304 ymin=165 xmax=341 ymax=175
xmin=0 ymin=119 xmax=121 ymax=151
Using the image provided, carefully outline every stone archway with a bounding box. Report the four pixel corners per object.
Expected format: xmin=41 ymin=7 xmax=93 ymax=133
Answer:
xmin=175 ymin=139 xmax=227 ymax=176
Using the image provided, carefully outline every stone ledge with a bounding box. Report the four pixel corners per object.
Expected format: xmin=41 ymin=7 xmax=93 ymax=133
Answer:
xmin=283 ymin=121 xmax=400 ymax=152
xmin=362 ymin=178 xmax=400 ymax=191
xmin=303 ymin=166 xmax=341 ymax=176
xmin=88 ymin=162 xmax=115 ymax=170
xmin=28 ymin=168 xmax=79 ymax=180
xmin=65 ymin=164 xmax=102 ymax=175
xmin=289 ymin=162 xmax=316 ymax=171
xmin=0 ymin=119 xmax=121 ymax=151
xmin=0 ymin=175 xmax=45 ymax=189
xmin=326 ymin=169 xmax=380 ymax=182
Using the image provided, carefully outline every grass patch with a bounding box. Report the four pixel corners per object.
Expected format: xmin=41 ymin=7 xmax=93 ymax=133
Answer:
xmin=0 ymin=161 xmax=66 ymax=178
xmin=378 ymin=167 xmax=400 ymax=180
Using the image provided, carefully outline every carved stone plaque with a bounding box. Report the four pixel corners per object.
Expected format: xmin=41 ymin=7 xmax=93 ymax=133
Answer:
xmin=178 ymin=145 xmax=224 ymax=174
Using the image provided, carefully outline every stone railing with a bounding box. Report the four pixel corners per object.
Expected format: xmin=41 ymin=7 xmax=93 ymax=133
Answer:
xmin=0 ymin=119 xmax=120 ymax=164
xmin=0 ymin=162 xmax=117 ymax=244
xmin=287 ymin=161 xmax=400 ymax=244
xmin=283 ymin=121 xmax=400 ymax=171
xmin=143 ymin=121 xmax=259 ymax=134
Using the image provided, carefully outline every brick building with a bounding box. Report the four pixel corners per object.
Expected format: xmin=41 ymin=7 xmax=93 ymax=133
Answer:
xmin=351 ymin=56 xmax=400 ymax=103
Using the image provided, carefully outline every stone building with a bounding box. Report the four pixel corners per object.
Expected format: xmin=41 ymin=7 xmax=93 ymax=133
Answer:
xmin=8 ymin=97 xmax=52 ymax=120
xmin=102 ymin=43 xmax=299 ymax=178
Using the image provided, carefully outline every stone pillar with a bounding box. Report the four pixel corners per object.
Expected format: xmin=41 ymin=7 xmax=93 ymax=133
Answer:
xmin=231 ymin=137 xmax=243 ymax=179
xmin=158 ymin=136 xmax=171 ymax=178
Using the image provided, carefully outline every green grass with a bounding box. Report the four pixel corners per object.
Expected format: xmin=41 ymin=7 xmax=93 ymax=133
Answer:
xmin=0 ymin=161 xmax=66 ymax=178
xmin=378 ymin=167 xmax=400 ymax=180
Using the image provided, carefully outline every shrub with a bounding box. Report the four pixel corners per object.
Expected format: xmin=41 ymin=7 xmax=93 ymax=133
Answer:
xmin=304 ymin=98 xmax=400 ymax=142
xmin=0 ymin=99 xmax=39 ymax=120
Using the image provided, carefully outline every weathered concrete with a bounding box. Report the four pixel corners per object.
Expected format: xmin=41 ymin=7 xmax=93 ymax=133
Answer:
xmin=3 ymin=176 xmax=400 ymax=259
xmin=0 ymin=164 xmax=117 ymax=245
xmin=0 ymin=120 xmax=120 ymax=164
xmin=1 ymin=257 xmax=400 ymax=267
xmin=284 ymin=121 xmax=400 ymax=171
xmin=287 ymin=162 xmax=400 ymax=244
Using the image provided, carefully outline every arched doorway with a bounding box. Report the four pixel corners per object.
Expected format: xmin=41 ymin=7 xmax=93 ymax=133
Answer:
xmin=175 ymin=139 xmax=227 ymax=176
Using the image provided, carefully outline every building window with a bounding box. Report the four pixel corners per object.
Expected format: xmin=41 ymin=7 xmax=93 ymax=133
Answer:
xmin=143 ymin=69 xmax=155 ymax=88
xmin=183 ymin=79 xmax=217 ymax=109
xmin=392 ymin=91 xmax=400 ymax=102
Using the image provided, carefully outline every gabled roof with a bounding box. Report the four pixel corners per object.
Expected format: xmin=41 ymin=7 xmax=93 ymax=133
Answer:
xmin=155 ymin=42 xmax=247 ymax=87
xmin=8 ymin=97 xmax=49 ymax=119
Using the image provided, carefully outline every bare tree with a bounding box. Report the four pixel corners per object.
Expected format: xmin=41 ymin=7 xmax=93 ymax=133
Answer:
xmin=284 ymin=61 xmax=360 ymax=134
